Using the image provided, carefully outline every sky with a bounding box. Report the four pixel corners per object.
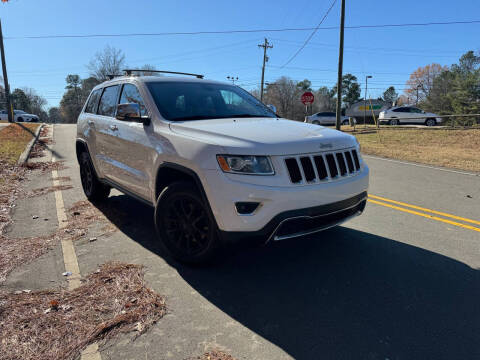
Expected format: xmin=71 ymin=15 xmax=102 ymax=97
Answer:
xmin=0 ymin=0 xmax=479 ymax=108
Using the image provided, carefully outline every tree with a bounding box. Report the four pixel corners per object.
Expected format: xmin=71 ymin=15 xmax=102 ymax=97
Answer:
xmin=315 ymin=86 xmax=336 ymax=112
xmin=87 ymin=45 xmax=126 ymax=81
xmin=333 ymin=73 xmax=361 ymax=108
xmin=11 ymin=89 xmax=30 ymax=112
xmin=405 ymin=63 xmax=447 ymax=103
xmin=296 ymin=79 xmax=312 ymax=92
xmin=382 ymin=86 xmax=398 ymax=105
xmin=263 ymin=77 xmax=304 ymax=120
xmin=139 ymin=64 xmax=158 ymax=76
xmin=48 ymin=107 xmax=62 ymax=123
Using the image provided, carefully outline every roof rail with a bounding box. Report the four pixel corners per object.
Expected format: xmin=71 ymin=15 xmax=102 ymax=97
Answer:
xmin=122 ymin=69 xmax=204 ymax=79
xmin=106 ymin=74 xmax=122 ymax=80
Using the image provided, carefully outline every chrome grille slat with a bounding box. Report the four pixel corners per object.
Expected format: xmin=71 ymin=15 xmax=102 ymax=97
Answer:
xmin=285 ymin=149 xmax=360 ymax=185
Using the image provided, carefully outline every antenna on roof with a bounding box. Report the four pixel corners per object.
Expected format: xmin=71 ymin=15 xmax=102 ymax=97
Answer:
xmin=122 ymin=69 xmax=204 ymax=79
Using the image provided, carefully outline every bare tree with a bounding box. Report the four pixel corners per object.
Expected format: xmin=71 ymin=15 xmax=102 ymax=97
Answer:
xmin=87 ymin=45 xmax=126 ymax=81
xmin=264 ymin=77 xmax=304 ymax=120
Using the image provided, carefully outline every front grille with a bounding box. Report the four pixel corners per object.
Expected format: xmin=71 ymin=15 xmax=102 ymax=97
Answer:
xmin=284 ymin=149 xmax=361 ymax=184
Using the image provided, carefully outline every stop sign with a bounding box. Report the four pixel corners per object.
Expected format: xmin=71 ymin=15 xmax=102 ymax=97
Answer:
xmin=301 ymin=91 xmax=315 ymax=105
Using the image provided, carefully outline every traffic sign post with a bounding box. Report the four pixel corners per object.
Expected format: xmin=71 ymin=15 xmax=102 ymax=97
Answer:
xmin=301 ymin=92 xmax=315 ymax=117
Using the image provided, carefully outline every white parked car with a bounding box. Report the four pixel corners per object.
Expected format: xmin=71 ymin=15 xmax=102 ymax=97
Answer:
xmin=0 ymin=109 xmax=39 ymax=122
xmin=76 ymin=70 xmax=369 ymax=263
xmin=305 ymin=111 xmax=352 ymax=126
xmin=379 ymin=106 xmax=442 ymax=126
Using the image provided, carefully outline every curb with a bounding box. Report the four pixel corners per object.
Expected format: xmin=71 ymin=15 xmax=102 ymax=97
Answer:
xmin=17 ymin=123 xmax=44 ymax=165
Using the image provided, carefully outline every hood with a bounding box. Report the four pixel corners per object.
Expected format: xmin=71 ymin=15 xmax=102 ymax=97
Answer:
xmin=169 ymin=117 xmax=357 ymax=155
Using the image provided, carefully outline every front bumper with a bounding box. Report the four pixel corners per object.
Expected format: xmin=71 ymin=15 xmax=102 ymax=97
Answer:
xmin=219 ymin=192 xmax=367 ymax=243
xmin=202 ymin=165 xmax=369 ymax=234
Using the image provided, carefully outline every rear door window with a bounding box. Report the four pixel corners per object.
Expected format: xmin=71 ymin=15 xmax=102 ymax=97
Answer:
xmin=97 ymin=85 xmax=120 ymax=117
xmin=85 ymin=89 xmax=102 ymax=114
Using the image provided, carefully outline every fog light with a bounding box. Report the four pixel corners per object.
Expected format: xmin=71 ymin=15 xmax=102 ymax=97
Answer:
xmin=235 ymin=202 xmax=260 ymax=215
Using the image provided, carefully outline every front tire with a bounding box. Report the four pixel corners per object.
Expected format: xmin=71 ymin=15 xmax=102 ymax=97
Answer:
xmin=312 ymin=120 xmax=320 ymax=125
xmin=425 ymin=118 xmax=436 ymax=127
xmin=79 ymin=152 xmax=110 ymax=202
xmin=154 ymin=181 xmax=220 ymax=264
xmin=389 ymin=118 xmax=399 ymax=126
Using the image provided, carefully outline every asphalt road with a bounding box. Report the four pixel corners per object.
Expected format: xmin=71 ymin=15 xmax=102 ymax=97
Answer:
xmin=7 ymin=124 xmax=480 ymax=360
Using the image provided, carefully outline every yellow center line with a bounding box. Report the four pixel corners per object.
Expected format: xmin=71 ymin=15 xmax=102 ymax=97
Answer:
xmin=369 ymin=194 xmax=480 ymax=226
xmin=367 ymin=199 xmax=480 ymax=233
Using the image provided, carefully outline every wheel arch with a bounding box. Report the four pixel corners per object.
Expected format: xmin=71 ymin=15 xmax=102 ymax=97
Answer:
xmin=75 ymin=139 xmax=89 ymax=164
xmin=154 ymin=162 xmax=219 ymax=228
xmin=155 ymin=163 xmax=207 ymax=203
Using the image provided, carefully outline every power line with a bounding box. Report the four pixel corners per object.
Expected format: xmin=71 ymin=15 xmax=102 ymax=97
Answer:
xmin=281 ymin=0 xmax=337 ymax=68
xmin=5 ymin=20 xmax=480 ymax=40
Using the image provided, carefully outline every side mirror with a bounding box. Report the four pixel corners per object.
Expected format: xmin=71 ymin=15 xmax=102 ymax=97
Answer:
xmin=116 ymin=103 xmax=150 ymax=125
xmin=267 ymin=104 xmax=277 ymax=114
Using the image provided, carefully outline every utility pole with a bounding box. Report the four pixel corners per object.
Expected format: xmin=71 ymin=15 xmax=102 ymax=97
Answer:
xmin=335 ymin=0 xmax=345 ymax=130
xmin=258 ymin=38 xmax=273 ymax=102
xmin=364 ymin=75 xmax=372 ymax=128
xmin=416 ymin=84 xmax=421 ymax=105
xmin=0 ymin=19 xmax=13 ymax=123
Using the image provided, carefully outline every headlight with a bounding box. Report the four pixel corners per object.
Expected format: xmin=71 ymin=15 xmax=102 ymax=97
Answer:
xmin=217 ymin=155 xmax=274 ymax=175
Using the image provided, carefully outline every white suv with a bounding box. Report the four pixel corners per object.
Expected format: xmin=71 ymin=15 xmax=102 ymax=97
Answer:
xmin=76 ymin=71 xmax=369 ymax=263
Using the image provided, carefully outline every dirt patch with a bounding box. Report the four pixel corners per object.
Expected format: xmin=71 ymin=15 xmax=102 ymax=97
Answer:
xmin=0 ymin=262 xmax=166 ymax=360
xmin=187 ymin=350 xmax=237 ymax=360
xmin=26 ymin=185 xmax=73 ymax=198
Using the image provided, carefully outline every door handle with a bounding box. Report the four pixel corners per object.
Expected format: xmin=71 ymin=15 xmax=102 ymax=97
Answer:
xmin=109 ymin=124 xmax=118 ymax=131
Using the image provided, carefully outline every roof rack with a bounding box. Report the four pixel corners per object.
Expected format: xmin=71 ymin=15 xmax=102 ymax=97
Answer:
xmin=106 ymin=74 xmax=122 ymax=80
xmin=122 ymin=69 xmax=204 ymax=79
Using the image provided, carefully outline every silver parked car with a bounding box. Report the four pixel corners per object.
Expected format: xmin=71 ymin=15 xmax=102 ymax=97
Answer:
xmin=305 ymin=111 xmax=351 ymax=126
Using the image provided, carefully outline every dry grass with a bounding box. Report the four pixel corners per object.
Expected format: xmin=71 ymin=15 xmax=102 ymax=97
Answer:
xmin=0 ymin=262 xmax=166 ymax=360
xmin=187 ymin=351 xmax=237 ymax=360
xmin=0 ymin=123 xmax=40 ymax=164
xmin=354 ymin=128 xmax=480 ymax=172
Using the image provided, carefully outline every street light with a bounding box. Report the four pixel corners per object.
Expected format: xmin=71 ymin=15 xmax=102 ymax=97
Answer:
xmin=364 ymin=75 xmax=372 ymax=128
xmin=227 ymin=76 xmax=238 ymax=85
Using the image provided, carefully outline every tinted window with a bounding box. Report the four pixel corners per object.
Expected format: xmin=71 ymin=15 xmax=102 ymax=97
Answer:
xmin=85 ymin=89 xmax=102 ymax=114
xmin=410 ymin=107 xmax=422 ymax=113
xmin=393 ymin=107 xmax=408 ymax=113
xmin=97 ymin=85 xmax=120 ymax=117
xmin=119 ymin=84 xmax=147 ymax=117
xmin=146 ymin=82 xmax=275 ymax=121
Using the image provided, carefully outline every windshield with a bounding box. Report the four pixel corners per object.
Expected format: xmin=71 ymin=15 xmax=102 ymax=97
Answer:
xmin=14 ymin=110 xmax=26 ymax=114
xmin=146 ymin=81 xmax=276 ymax=121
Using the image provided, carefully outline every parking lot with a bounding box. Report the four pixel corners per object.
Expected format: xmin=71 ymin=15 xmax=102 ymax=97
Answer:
xmin=3 ymin=124 xmax=478 ymax=359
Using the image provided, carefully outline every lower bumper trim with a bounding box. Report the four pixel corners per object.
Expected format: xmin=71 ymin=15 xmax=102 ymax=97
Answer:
xmin=219 ymin=192 xmax=367 ymax=243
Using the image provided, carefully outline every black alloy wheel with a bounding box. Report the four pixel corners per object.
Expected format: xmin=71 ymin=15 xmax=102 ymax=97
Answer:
xmin=79 ymin=152 xmax=110 ymax=201
xmin=155 ymin=181 xmax=219 ymax=264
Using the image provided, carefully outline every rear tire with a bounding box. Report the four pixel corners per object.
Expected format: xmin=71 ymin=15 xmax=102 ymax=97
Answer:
xmin=342 ymin=119 xmax=349 ymax=125
xmin=312 ymin=120 xmax=320 ymax=125
xmin=154 ymin=181 xmax=220 ymax=264
xmin=79 ymin=152 xmax=110 ymax=202
xmin=425 ymin=118 xmax=436 ymax=127
xmin=18 ymin=117 xmax=24 ymax=122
